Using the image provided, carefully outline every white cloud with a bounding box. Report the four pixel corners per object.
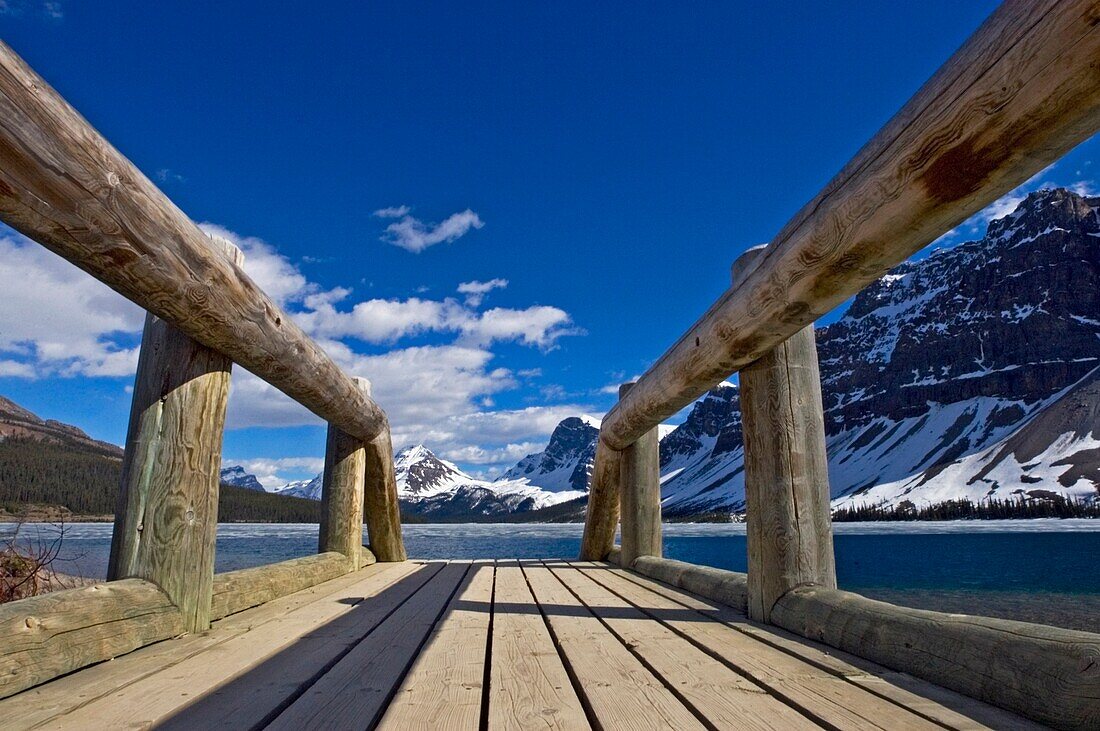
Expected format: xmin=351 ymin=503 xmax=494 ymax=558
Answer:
xmin=0 ymin=231 xmax=144 ymax=378
xmin=457 ymin=278 xmax=508 ymax=307
xmin=43 ymin=1 xmax=61 ymax=18
xmin=222 ymin=456 xmax=325 ymax=489
xmin=0 ymin=220 xmax=586 ymax=475
xmin=373 ymin=205 xmax=412 ymax=219
xmin=377 ymin=208 xmax=484 ymax=253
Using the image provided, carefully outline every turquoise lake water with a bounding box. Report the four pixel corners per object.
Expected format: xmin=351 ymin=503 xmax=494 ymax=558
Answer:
xmin=4 ymin=520 xmax=1098 ymax=631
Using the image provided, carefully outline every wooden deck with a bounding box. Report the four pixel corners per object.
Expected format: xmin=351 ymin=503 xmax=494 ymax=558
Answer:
xmin=2 ymin=560 xmax=1042 ymax=730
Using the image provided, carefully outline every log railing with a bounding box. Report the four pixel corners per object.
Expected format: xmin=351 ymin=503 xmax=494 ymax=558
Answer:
xmin=0 ymin=39 xmax=407 ymax=698
xmin=581 ymin=1 xmax=1100 ymax=727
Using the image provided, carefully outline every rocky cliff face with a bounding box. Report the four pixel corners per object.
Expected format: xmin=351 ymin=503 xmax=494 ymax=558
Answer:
xmin=219 ymin=466 xmax=266 ymax=492
xmin=498 ymin=416 xmax=600 ymax=492
xmin=658 ymin=188 xmax=1100 ymax=514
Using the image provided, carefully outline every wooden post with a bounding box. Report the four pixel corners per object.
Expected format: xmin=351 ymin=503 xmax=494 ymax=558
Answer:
xmin=107 ymin=241 xmax=240 ymax=633
xmin=735 ymin=246 xmax=836 ymax=624
xmin=618 ymin=382 xmax=661 ymax=567
xmin=578 ymin=438 xmax=622 ymax=560
xmin=318 ymin=377 xmax=370 ymax=568
xmin=362 ymin=387 xmax=406 ymax=562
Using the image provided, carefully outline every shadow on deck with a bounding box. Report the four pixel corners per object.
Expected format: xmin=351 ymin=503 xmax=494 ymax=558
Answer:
xmin=2 ymin=560 xmax=1040 ymax=730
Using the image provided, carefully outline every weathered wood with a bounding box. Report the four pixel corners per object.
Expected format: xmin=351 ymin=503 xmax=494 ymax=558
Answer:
xmin=0 ymin=579 xmax=182 ymax=700
xmin=599 ymin=0 xmax=1100 ymax=450
xmin=770 ymin=586 xmax=1100 ymax=730
xmin=631 ymin=555 xmax=748 ymax=613
xmin=107 ymin=275 xmax=236 ymax=632
xmin=737 ymin=247 xmax=836 ymax=623
xmin=267 ymin=563 xmax=468 ymax=731
xmin=597 ymin=562 xmax=1040 ymax=731
xmin=579 ymin=433 xmax=622 ymax=561
xmin=0 ymin=40 xmax=388 ymax=443
xmin=210 ymin=552 xmax=353 ymax=620
xmin=319 ymin=378 xmax=369 ymax=567
xmin=488 ymin=562 xmax=589 ymax=729
xmin=520 ymin=562 xmax=705 ymax=729
xmin=45 ymin=562 xmax=428 ymax=730
xmin=0 ymin=563 xmax=407 ymax=731
xmin=377 ymin=562 xmax=494 ymax=729
xmin=617 ymin=382 xmax=661 ymax=567
xmin=581 ymin=564 xmax=939 ymax=730
xmin=547 ymin=562 xmax=818 ymax=729
xmin=363 ymin=422 xmax=407 ymax=562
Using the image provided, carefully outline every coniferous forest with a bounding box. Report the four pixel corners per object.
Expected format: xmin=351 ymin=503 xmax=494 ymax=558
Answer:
xmin=0 ymin=437 xmax=321 ymax=522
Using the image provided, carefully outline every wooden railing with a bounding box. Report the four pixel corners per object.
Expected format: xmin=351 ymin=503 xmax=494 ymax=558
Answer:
xmin=581 ymin=1 xmax=1100 ymax=727
xmin=0 ymin=38 xmax=407 ymax=697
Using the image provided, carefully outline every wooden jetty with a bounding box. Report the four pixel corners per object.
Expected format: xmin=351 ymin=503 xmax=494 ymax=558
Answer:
xmin=1 ymin=1 xmax=1099 ymax=728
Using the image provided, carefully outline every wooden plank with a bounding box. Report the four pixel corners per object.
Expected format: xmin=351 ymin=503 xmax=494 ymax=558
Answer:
xmin=0 ymin=562 xmax=405 ymax=730
xmin=578 ymin=438 xmax=621 ymax=561
xmin=0 ymin=579 xmax=182 ymax=701
xmin=631 ymin=555 xmax=748 ymax=613
xmin=599 ymin=0 xmax=1100 ymax=450
xmin=210 ymin=552 xmax=353 ymax=620
xmin=771 ymin=585 xmax=1100 ymax=729
xmin=40 ymin=561 xmax=434 ymax=730
xmin=618 ymin=418 xmax=661 ymax=567
xmin=319 ymin=377 xmax=370 ymax=567
xmin=520 ymin=562 xmax=704 ymax=730
xmin=545 ymin=562 xmax=820 ymax=730
xmin=364 ymin=424 xmax=407 ymax=561
xmin=376 ymin=562 xmax=493 ymax=730
xmin=590 ymin=562 xmax=1041 ymax=731
xmin=487 ymin=562 xmax=589 ymax=730
xmin=267 ymin=562 xmax=470 ymax=731
xmin=576 ymin=564 xmax=940 ymax=730
xmin=0 ymin=40 xmax=388 ymax=443
xmin=108 ymin=311 xmax=234 ymax=633
xmin=737 ymin=246 xmax=836 ymax=623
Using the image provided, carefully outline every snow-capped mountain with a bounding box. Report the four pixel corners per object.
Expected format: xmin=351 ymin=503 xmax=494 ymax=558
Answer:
xmin=497 ymin=416 xmax=601 ymax=492
xmin=219 ymin=466 xmax=266 ymax=492
xmin=275 ymin=475 xmax=323 ymax=500
xmin=265 ymin=443 xmax=584 ymax=518
xmin=659 ymin=188 xmax=1100 ymax=514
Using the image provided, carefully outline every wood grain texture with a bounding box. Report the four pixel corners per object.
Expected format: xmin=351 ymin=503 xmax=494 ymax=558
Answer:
xmin=0 ymin=563 xmax=406 ymax=730
xmin=319 ymin=378 xmax=369 ymax=567
xmin=618 ymin=383 xmax=662 ymax=567
xmin=582 ymin=564 xmax=940 ymax=731
xmin=631 ymin=555 xmax=748 ymax=614
xmin=520 ymin=562 xmax=704 ymax=730
xmin=597 ymin=562 xmax=1040 ymax=731
xmin=738 ymin=257 xmax=836 ymax=622
xmin=0 ymin=40 xmax=388 ymax=443
xmin=267 ymin=563 xmax=468 ymax=731
xmin=488 ymin=562 xmax=589 ymax=730
xmin=547 ymin=563 xmax=819 ymax=730
xmin=377 ymin=562 xmax=494 ymax=730
xmin=209 ymin=552 xmax=353 ymax=620
xmin=771 ymin=586 xmax=1100 ymax=729
xmin=0 ymin=579 xmax=182 ymax=700
xmin=43 ymin=562 xmax=429 ymax=730
xmin=364 ymin=424 xmax=408 ymax=561
xmin=599 ymin=0 xmax=1100 ymax=450
xmin=579 ymin=433 xmax=622 ymax=561
xmin=107 ymin=312 xmax=232 ymax=633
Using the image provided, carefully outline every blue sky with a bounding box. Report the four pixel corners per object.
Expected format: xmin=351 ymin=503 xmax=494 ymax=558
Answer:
xmin=2 ymin=1 xmax=1098 ymax=487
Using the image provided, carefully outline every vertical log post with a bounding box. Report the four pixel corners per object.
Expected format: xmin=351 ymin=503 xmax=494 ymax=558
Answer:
xmin=579 ymin=437 xmax=623 ymax=560
xmin=618 ymin=382 xmax=662 ymax=567
xmin=362 ymin=386 xmax=407 ymax=562
xmin=319 ymin=377 xmax=370 ymax=568
xmin=735 ymin=246 xmax=837 ymax=624
xmin=107 ymin=240 xmax=241 ymax=634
